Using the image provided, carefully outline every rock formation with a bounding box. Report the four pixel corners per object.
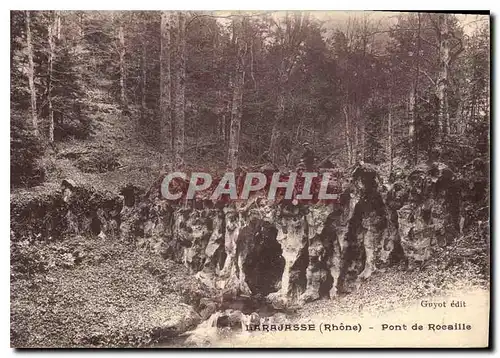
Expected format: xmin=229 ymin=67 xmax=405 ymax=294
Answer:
xmin=10 ymin=180 xmax=122 ymax=243
xmin=389 ymin=162 xmax=461 ymax=267
xmin=10 ymin=161 xmax=464 ymax=311
xmin=119 ymin=163 xmax=419 ymax=308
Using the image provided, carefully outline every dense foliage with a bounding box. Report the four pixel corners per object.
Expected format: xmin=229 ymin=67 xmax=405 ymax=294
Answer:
xmin=10 ymin=114 xmax=46 ymax=188
xmin=10 ymin=10 xmax=490 ymax=185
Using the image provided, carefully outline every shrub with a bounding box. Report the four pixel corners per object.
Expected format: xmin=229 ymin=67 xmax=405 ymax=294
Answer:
xmin=76 ymin=150 xmax=121 ymax=173
xmin=10 ymin=114 xmax=46 ymax=188
xmin=54 ymin=113 xmax=94 ymax=141
xmin=51 ymin=45 xmax=94 ymax=141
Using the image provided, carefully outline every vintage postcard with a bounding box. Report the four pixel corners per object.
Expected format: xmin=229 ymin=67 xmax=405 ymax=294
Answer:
xmin=10 ymin=10 xmax=490 ymax=348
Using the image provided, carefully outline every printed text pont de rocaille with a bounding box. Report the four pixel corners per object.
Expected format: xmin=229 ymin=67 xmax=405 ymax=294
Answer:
xmin=244 ymin=322 xmax=473 ymax=333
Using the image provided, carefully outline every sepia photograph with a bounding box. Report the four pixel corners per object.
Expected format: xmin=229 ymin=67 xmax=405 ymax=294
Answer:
xmin=9 ymin=10 xmax=490 ymax=348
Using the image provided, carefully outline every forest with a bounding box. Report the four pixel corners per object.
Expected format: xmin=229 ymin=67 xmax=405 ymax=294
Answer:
xmin=10 ymin=11 xmax=490 ymax=348
xmin=11 ymin=11 xmax=490 ymax=180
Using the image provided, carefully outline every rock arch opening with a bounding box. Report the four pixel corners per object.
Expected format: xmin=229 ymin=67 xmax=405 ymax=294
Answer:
xmin=238 ymin=220 xmax=285 ymax=296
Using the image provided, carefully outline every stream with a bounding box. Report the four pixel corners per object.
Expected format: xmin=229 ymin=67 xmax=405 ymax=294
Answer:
xmin=152 ymin=294 xmax=297 ymax=347
xmin=152 ymin=288 xmax=490 ymax=348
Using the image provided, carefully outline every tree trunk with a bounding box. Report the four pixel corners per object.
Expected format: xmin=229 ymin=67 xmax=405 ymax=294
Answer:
xmin=408 ymin=84 xmax=416 ymax=163
xmin=141 ymin=39 xmax=147 ymax=113
xmin=411 ymin=13 xmax=421 ymax=161
xmin=227 ymin=17 xmax=246 ymax=170
xmin=352 ymin=105 xmax=361 ymax=163
xmin=360 ymin=117 xmax=365 ymax=160
xmin=47 ymin=13 xmax=56 ymax=142
xmin=172 ymin=12 xmax=186 ymax=169
xmin=212 ymin=27 xmax=226 ymax=142
xmin=215 ymin=90 xmax=226 ymax=140
xmin=56 ymin=11 xmax=61 ymax=40
xmin=267 ymin=12 xmax=309 ymax=165
xmin=269 ymin=74 xmax=286 ymax=165
xmin=387 ymin=90 xmax=393 ymax=176
xmin=456 ymin=99 xmax=464 ymax=134
xmin=437 ymin=14 xmax=450 ymax=139
xmin=160 ymin=12 xmax=172 ymax=155
xmin=25 ymin=11 xmax=37 ymax=133
xmin=118 ymin=25 xmax=128 ymax=112
xmin=78 ymin=12 xmax=84 ymax=38
xmin=354 ymin=120 xmax=359 ymax=163
xmin=343 ymin=105 xmax=352 ymax=165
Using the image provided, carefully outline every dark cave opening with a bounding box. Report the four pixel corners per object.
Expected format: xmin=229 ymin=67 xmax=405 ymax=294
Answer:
xmin=239 ymin=220 xmax=285 ymax=296
xmin=90 ymin=215 xmax=101 ymax=235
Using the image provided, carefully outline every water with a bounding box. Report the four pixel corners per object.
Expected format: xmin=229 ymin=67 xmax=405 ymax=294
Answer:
xmin=151 ymin=295 xmax=290 ymax=348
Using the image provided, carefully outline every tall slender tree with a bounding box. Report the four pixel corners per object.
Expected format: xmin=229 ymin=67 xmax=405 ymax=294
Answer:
xmin=47 ymin=11 xmax=57 ymax=142
xmin=227 ymin=15 xmax=247 ymax=170
xmin=268 ymin=11 xmax=310 ymax=165
xmin=118 ymin=23 xmax=128 ymax=112
xmin=160 ymin=11 xmax=172 ymax=155
xmin=172 ymin=11 xmax=186 ymax=169
xmin=25 ymin=11 xmax=38 ymax=133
